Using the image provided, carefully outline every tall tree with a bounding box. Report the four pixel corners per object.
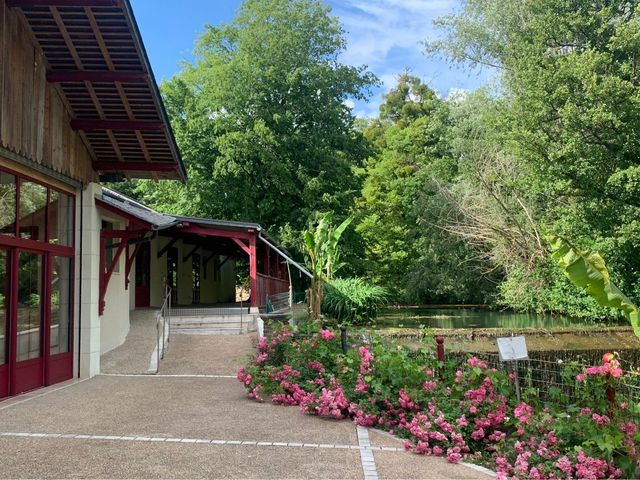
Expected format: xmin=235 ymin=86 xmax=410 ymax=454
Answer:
xmin=356 ymin=75 xmax=495 ymax=303
xmin=429 ymin=0 xmax=640 ymax=314
xmin=129 ymin=0 xmax=376 ymax=241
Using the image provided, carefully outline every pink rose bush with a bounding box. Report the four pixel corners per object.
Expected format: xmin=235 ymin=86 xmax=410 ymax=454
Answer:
xmin=239 ymin=326 xmax=640 ymax=479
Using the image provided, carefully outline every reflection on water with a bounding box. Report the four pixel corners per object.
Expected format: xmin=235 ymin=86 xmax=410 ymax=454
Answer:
xmin=376 ymin=307 xmax=624 ymax=330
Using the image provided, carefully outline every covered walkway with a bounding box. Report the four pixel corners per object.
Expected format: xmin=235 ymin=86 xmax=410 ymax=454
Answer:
xmin=0 ymin=334 xmax=492 ymax=479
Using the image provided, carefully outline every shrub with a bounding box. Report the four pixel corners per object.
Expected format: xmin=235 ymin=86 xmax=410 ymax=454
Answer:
xmin=238 ymin=327 xmax=640 ymax=479
xmin=322 ymin=277 xmax=389 ymax=325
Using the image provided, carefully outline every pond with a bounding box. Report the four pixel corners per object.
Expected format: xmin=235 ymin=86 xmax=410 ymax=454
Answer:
xmin=375 ymin=306 xmax=624 ymax=330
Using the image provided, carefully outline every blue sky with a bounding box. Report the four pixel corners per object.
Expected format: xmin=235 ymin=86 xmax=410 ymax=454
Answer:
xmin=131 ymin=0 xmax=492 ymax=118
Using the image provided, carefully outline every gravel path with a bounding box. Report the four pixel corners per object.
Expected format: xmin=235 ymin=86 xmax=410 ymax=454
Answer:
xmin=0 ymin=330 xmax=492 ymax=479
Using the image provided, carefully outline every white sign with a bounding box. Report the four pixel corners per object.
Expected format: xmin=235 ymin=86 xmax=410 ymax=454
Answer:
xmin=497 ymin=336 xmax=529 ymax=361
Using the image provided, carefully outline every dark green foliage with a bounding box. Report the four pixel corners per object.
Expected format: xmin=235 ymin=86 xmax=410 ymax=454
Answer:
xmin=322 ymin=278 xmax=389 ymax=325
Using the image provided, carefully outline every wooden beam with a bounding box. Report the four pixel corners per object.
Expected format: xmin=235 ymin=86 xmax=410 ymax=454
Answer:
xmin=219 ymin=255 xmax=231 ymax=269
xmin=47 ymin=70 xmax=148 ymax=84
xmin=70 ymin=119 xmax=164 ymax=132
xmin=94 ymin=161 xmax=177 ymax=173
xmin=157 ymin=237 xmax=179 ymax=258
xmin=182 ymin=245 xmax=199 ymax=263
xmin=7 ymin=0 xmax=122 ymax=6
xmin=125 ymin=243 xmax=141 ymax=290
xmin=232 ymin=237 xmax=251 ymax=256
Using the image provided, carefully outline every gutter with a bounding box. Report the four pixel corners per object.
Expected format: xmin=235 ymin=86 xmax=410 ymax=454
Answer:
xmin=258 ymin=232 xmax=312 ymax=279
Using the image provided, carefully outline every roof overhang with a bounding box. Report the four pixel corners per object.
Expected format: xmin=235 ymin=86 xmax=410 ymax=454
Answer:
xmin=8 ymin=0 xmax=187 ymax=181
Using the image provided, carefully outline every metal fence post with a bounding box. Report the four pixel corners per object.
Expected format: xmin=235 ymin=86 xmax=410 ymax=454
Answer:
xmin=340 ymin=326 xmax=348 ymax=354
xmin=436 ymin=336 xmax=445 ymax=362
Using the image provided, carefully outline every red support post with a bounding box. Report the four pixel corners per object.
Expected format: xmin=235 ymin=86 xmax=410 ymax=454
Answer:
xmin=249 ymin=233 xmax=257 ymax=309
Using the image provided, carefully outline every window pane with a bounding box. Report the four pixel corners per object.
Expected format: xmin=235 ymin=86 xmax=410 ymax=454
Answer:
xmin=19 ymin=181 xmax=47 ymax=242
xmin=0 ymin=249 xmax=7 ymax=365
xmin=49 ymin=191 xmax=74 ymax=246
xmin=50 ymin=257 xmax=72 ymax=355
xmin=0 ymin=172 xmax=16 ymax=236
xmin=17 ymin=252 xmax=42 ymax=361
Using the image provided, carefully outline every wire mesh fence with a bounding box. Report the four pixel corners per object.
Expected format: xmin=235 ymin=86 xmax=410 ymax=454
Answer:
xmin=448 ymin=350 xmax=640 ymax=404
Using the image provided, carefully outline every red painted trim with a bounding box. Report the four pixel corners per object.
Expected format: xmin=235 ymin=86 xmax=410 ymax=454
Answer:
xmin=249 ymin=234 xmax=257 ymax=308
xmin=70 ymin=120 xmax=164 ymax=132
xmin=8 ymin=249 xmax=17 ymax=395
xmin=47 ymin=70 xmax=147 ymax=84
xmin=125 ymin=243 xmax=141 ymax=290
xmin=98 ymin=231 xmax=132 ymax=315
xmin=100 ymin=229 xmax=147 ymax=239
xmin=93 ymin=162 xmax=178 ymax=173
xmin=231 ymin=237 xmax=250 ymax=256
xmin=7 ymin=0 xmax=122 ymax=6
xmin=0 ymin=236 xmax=73 ymax=257
xmin=42 ymin=254 xmax=52 ymax=386
xmin=176 ymin=224 xmax=251 ymax=240
xmin=95 ymin=199 xmax=152 ymax=227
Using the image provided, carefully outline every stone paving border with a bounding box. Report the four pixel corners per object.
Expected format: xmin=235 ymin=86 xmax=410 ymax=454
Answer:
xmin=357 ymin=426 xmax=379 ymax=480
xmin=0 ymin=431 xmax=404 ymax=453
xmin=100 ymin=373 xmax=236 ymax=378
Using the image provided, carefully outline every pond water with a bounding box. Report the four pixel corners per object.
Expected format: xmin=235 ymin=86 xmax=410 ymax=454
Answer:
xmin=375 ymin=307 xmax=623 ymax=330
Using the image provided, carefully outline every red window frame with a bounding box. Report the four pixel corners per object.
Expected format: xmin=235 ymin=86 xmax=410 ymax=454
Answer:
xmin=0 ymin=164 xmax=75 ymax=397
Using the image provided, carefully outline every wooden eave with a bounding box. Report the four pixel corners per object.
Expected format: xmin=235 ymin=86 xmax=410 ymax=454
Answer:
xmin=7 ymin=0 xmax=187 ymax=181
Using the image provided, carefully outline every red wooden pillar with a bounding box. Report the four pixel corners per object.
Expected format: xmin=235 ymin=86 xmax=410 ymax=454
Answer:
xmin=249 ymin=233 xmax=257 ymax=309
xmin=264 ymin=245 xmax=271 ymax=276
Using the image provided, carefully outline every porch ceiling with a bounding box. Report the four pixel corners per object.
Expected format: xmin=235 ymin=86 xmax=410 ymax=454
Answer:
xmin=161 ymin=233 xmax=247 ymax=259
xmin=7 ymin=0 xmax=186 ymax=181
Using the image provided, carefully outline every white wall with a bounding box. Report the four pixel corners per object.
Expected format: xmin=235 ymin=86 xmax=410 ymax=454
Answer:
xmin=96 ymin=212 xmax=130 ymax=355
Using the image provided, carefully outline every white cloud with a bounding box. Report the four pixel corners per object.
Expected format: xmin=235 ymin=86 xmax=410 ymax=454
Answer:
xmin=343 ymin=99 xmax=356 ymax=109
xmin=326 ymin=0 xmax=491 ymax=116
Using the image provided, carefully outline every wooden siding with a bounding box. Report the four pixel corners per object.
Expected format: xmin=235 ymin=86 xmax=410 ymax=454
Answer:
xmin=0 ymin=0 xmax=96 ymax=184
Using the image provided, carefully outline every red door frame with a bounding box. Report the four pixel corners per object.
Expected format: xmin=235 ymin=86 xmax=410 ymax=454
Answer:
xmin=0 ymin=165 xmax=75 ymax=399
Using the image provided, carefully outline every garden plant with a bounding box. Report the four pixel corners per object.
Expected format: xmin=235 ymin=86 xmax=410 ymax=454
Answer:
xmin=238 ymin=324 xmax=640 ymax=479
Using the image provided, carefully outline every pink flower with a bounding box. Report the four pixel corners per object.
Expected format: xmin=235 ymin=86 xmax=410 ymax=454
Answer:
xmin=576 ymin=373 xmax=585 ymax=382
xmin=255 ymin=353 xmax=268 ymax=364
xmin=423 ymin=380 xmax=438 ymax=392
xmin=320 ymin=329 xmax=336 ymax=341
xmin=446 ymin=448 xmax=462 ymax=463
xmin=432 ymin=445 xmax=443 ymax=456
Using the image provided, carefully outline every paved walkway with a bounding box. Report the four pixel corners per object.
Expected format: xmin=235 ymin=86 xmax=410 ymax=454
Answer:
xmin=0 ymin=332 xmax=493 ymax=479
xmin=100 ymin=309 xmax=158 ymax=374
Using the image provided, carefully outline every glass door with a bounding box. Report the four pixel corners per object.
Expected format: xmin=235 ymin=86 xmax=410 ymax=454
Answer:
xmin=0 ymin=248 xmax=8 ymax=398
xmin=12 ymin=250 xmax=44 ymax=395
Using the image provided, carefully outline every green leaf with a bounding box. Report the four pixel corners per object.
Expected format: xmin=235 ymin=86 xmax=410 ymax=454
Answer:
xmin=549 ymin=235 xmax=640 ymax=340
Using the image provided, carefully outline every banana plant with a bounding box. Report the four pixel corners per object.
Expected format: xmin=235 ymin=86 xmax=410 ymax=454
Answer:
xmin=548 ymin=235 xmax=640 ymax=340
xmin=303 ymin=212 xmax=353 ymax=321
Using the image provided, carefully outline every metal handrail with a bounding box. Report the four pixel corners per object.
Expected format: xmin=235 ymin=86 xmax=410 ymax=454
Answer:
xmin=154 ymin=285 xmax=172 ymax=373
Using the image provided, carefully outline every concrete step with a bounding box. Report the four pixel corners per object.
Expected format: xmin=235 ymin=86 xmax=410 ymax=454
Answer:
xmin=170 ymin=316 xmax=247 ymax=324
xmin=172 ymin=322 xmax=244 ymax=330
xmin=171 ymin=327 xmax=243 ymax=335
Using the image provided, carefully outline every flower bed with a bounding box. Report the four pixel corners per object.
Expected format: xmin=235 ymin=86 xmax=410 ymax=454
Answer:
xmin=237 ymin=325 xmax=640 ymax=479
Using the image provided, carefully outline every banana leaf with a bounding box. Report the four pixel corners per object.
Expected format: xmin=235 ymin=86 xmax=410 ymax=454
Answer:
xmin=549 ymin=235 xmax=640 ymax=340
